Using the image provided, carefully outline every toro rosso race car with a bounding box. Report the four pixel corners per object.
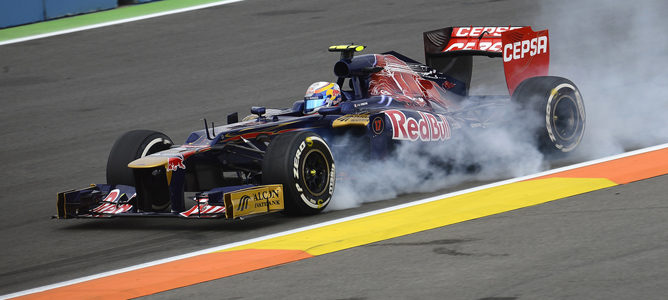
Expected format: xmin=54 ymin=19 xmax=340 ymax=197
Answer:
xmin=56 ymin=26 xmax=585 ymax=219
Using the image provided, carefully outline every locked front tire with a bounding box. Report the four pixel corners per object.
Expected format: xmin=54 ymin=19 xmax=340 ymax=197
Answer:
xmin=262 ymin=131 xmax=335 ymax=215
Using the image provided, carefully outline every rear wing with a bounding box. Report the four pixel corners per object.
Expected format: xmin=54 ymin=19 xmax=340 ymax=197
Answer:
xmin=423 ymin=26 xmax=549 ymax=95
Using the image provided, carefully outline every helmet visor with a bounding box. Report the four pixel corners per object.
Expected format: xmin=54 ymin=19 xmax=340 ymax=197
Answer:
xmin=304 ymin=97 xmax=328 ymax=113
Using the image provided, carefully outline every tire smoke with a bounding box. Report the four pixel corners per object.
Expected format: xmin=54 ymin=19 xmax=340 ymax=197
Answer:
xmin=328 ymin=101 xmax=546 ymax=210
xmin=327 ymin=0 xmax=668 ymax=210
xmin=537 ymin=0 xmax=668 ymax=159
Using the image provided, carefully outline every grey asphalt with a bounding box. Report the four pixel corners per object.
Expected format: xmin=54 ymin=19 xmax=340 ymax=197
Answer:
xmin=1 ymin=0 xmax=667 ymax=298
xmin=145 ymin=175 xmax=668 ymax=300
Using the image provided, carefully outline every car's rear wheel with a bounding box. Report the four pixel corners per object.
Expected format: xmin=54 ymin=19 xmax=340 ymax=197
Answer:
xmin=106 ymin=130 xmax=173 ymax=187
xmin=512 ymin=76 xmax=586 ymax=155
xmin=262 ymin=131 xmax=335 ymax=215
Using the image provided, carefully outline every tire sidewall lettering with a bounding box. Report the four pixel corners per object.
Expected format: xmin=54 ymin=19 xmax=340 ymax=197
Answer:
xmin=293 ymin=141 xmax=306 ymax=180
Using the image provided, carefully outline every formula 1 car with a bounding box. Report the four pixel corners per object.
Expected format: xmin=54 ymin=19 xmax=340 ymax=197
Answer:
xmin=57 ymin=26 xmax=585 ymax=219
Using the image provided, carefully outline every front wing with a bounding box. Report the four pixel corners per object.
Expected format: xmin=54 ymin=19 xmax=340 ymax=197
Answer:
xmin=56 ymin=184 xmax=284 ymax=219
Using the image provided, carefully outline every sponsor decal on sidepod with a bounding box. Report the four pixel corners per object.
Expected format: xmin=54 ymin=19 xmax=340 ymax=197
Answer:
xmin=384 ymin=109 xmax=451 ymax=142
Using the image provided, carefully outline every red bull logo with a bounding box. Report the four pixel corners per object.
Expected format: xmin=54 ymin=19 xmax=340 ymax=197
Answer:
xmin=384 ymin=109 xmax=451 ymax=142
xmin=167 ymin=154 xmax=186 ymax=171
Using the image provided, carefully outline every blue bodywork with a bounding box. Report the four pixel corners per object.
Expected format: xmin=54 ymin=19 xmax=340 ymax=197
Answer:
xmin=56 ymin=44 xmax=512 ymax=219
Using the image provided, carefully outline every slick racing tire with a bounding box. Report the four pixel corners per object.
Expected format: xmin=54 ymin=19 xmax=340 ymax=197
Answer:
xmin=512 ymin=76 xmax=586 ymax=155
xmin=106 ymin=130 xmax=173 ymax=187
xmin=262 ymin=131 xmax=335 ymax=215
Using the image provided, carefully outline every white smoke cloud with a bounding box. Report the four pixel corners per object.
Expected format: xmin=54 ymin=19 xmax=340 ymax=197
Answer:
xmin=328 ymin=101 xmax=546 ymax=210
xmin=326 ymin=0 xmax=668 ymax=210
xmin=537 ymin=0 xmax=668 ymax=159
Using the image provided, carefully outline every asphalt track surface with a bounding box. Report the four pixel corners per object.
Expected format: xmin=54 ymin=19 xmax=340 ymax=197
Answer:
xmin=1 ymin=0 xmax=667 ymax=299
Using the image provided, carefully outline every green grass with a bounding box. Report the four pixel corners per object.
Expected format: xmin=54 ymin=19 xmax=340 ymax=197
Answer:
xmin=0 ymin=0 xmax=240 ymax=42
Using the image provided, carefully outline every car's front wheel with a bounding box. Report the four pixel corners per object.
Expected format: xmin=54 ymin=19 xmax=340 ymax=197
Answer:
xmin=106 ymin=130 xmax=173 ymax=187
xmin=262 ymin=131 xmax=335 ymax=215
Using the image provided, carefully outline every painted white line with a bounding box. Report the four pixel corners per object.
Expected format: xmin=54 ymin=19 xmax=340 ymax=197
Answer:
xmin=0 ymin=0 xmax=244 ymax=46
xmin=3 ymin=142 xmax=668 ymax=299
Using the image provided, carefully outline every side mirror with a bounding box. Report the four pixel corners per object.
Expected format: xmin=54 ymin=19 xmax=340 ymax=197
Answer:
xmin=251 ymin=106 xmax=266 ymax=116
xmin=227 ymin=112 xmax=238 ymax=124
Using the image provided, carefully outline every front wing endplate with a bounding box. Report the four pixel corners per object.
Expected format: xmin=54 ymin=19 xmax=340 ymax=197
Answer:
xmin=224 ymin=184 xmax=284 ymax=219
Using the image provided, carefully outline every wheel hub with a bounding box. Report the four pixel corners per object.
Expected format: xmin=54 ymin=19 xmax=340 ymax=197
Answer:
xmin=301 ymin=149 xmax=329 ymax=197
xmin=552 ymin=91 xmax=579 ymax=141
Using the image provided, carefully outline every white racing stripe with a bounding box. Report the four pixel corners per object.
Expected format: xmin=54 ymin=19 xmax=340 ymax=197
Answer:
xmin=0 ymin=0 xmax=244 ymax=46
xmin=2 ymin=142 xmax=668 ymax=299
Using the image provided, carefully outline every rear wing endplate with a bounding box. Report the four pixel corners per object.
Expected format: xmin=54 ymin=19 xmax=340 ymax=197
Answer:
xmin=423 ymin=26 xmax=550 ymax=95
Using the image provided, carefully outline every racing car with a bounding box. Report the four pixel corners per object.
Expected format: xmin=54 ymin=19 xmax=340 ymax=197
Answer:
xmin=56 ymin=26 xmax=585 ymax=219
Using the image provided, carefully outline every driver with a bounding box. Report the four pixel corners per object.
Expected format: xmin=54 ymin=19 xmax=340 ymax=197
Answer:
xmin=304 ymin=81 xmax=342 ymax=113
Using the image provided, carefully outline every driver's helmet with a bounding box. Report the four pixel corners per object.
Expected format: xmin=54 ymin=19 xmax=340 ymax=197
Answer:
xmin=304 ymin=82 xmax=341 ymax=113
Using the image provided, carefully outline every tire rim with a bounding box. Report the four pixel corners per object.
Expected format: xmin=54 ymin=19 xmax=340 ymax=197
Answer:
xmin=552 ymin=89 xmax=580 ymax=141
xmin=301 ymin=149 xmax=330 ymax=197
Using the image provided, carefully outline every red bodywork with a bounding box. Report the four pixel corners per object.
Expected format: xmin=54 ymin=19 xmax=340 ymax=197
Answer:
xmin=499 ymin=27 xmax=549 ymax=94
xmin=366 ymin=27 xmax=550 ymax=109
xmin=368 ymin=54 xmax=456 ymax=110
xmin=433 ymin=26 xmax=550 ymax=95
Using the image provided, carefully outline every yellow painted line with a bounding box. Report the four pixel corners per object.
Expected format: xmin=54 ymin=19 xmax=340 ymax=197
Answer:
xmin=222 ymin=177 xmax=616 ymax=255
xmin=7 ymin=143 xmax=668 ymax=299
